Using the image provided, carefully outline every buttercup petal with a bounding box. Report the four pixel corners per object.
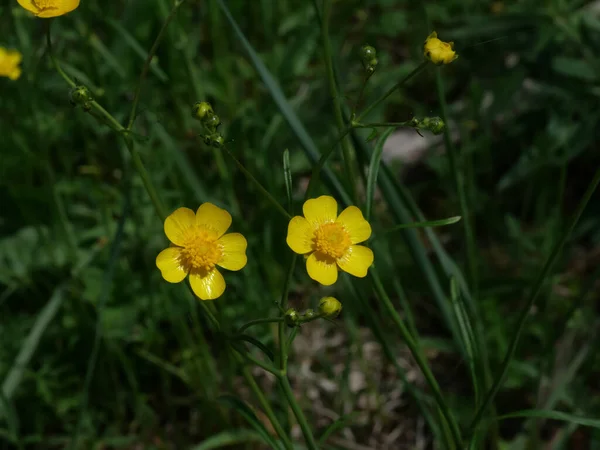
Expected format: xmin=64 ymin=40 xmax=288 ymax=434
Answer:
xmin=336 ymin=206 xmax=371 ymax=244
xmin=337 ymin=245 xmax=374 ymax=278
xmin=156 ymin=247 xmax=188 ymax=283
xmin=17 ymin=0 xmax=80 ymax=18
xmin=196 ymin=203 xmax=232 ymax=238
xmin=306 ymin=252 xmax=338 ymax=286
xmin=189 ymin=269 xmax=226 ymax=300
xmin=303 ymin=196 xmax=338 ymax=225
xmin=217 ymin=233 xmax=248 ymax=271
xmin=286 ymin=216 xmax=314 ymax=254
xmin=164 ymin=207 xmax=195 ymax=246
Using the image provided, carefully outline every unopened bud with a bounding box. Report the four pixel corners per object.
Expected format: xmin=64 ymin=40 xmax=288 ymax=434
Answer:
xmin=284 ymin=308 xmax=299 ymax=327
xmin=204 ymin=112 xmax=221 ymax=131
xmin=420 ymin=116 xmax=445 ymax=135
xmin=192 ymin=101 xmax=213 ymax=121
xmin=360 ymin=45 xmax=378 ymax=74
xmin=318 ymin=297 xmax=342 ymax=318
xmin=69 ymin=85 xmax=93 ymax=106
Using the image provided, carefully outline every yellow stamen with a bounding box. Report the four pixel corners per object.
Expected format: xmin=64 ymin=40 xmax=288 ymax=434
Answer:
xmin=180 ymin=227 xmax=223 ymax=271
xmin=313 ymin=222 xmax=351 ymax=259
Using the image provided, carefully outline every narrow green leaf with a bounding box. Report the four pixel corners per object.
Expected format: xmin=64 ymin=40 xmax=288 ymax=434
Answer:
xmin=377 ymin=216 xmax=462 ymax=235
xmin=450 ymin=277 xmax=481 ymax=406
xmin=217 ymin=0 xmax=351 ymax=206
xmin=230 ymin=334 xmax=276 ymax=361
xmin=1 ymin=286 xmax=66 ymax=415
xmin=190 ymin=429 xmax=264 ymax=450
xmin=366 ymin=127 xmax=394 ymax=221
xmin=496 ymin=410 xmax=600 ymax=429
xmin=318 ymin=412 xmax=361 ymax=445
xmin=283 ymin=148 xmax=293 ymax=212
xmin=218 ymin=395 xmax=283 ymax=450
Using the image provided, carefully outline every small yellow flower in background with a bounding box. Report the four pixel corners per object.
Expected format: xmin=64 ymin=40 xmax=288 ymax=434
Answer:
xmin=286 ymin=196 xmax=374 ymax=286
xmin=424 ymin=31 xmax=458 ymax=65
xmin=156 ymin=203 xmax=248 ymax=300
xmin=0 ymin=47 xmax=22 ymax=80
xmin=17 ymin=0 xmax=80 ymax=18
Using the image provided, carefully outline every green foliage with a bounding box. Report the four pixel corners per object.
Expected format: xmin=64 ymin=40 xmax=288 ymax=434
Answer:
xmin=2 ymin=0 xmax=600 ymax=449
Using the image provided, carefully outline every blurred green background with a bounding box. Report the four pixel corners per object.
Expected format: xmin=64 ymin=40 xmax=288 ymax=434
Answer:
xmin=2 ymin=0 xmax=600 ymax=448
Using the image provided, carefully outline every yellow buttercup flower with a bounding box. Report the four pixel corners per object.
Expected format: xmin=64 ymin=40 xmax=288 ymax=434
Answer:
xmin=286 ymin=196 xmax=374 ymax=286
xmin=17 ymin=0 xmax=80 ymax=18
xmin=156 ymin=203 xmax=248 ymax=300
xmin=0 ymin=47 xmax=22 ymax=80
xmin=424 ymin=31 xmax=458 ymax=65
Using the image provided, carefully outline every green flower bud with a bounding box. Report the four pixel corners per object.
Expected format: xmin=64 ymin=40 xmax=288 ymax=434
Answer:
xmin=192 ymin=101 xmax=213 ymax=121
xmin=204 ymin=112 xmax=221 ymax=131
xmin=211 ymin=135 xmax=224 ymax=148
xmin=360 ymin=45 xmax=378 ymax=74
xmin=318 ymin=297 xmax=342 ymax=318
xmin=302 ymin=308 xmax=316 ymax=320
xmin=420 ymin=116 xmax=445 ymax=135
xmin=360 ymin=45 xmax=377 ymax=62
xmin=284 ymin=308 xmax=299 ymax=327
xmin=69 ymin=85 xmax=93 ymax=106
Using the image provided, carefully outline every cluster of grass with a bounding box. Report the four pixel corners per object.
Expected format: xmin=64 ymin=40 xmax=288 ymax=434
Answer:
xmin=2 ymin=0 xmax=600 ymax=448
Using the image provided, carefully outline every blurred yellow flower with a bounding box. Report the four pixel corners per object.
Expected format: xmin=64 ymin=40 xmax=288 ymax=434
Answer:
xmin=17 ymin=0 xmax=80 ymax=18
xmin=0 ymin=47 xmax=22 ymax=80
xmin=156 ymin=203 xmax=248 ymax=300
xmin=424 ymin=31 xmax=458 ymax=65
xmin=286 ymin=196 xmax=373 ymax=286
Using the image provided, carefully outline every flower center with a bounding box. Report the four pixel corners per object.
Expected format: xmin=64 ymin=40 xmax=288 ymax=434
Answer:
xmin=180 ymin=227 xmax=222 ymax=271
xmin=31 ymin=0 xmax=58 ymax=11
xmin=313 ymin=222 xmax=351 ymax=259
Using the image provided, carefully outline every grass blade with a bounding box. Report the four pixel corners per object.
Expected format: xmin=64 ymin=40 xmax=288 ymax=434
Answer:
xmin=495 ymin=410 xmax=600 ymax=430
xmin=218 ymin=395 xmax=284 ymax=450
xmin=190 ymin=429 xmax=264 ymax=450
xmin=365 ymin=127 xmax=394 ymax=221
xmin=216 ymin=0 xmax=351 ymax=206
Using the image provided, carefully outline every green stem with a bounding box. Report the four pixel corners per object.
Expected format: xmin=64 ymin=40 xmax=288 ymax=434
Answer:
xmin=278 ymin=255 xmax=297 ymax=371
xmin=239 ymin=363 xmax=294 ymax=450
xmin=46 ymin=23 xmax=124 ymax=133
xmin=232 ymin=345 xmax=280 ymax=376
xmin=353 ymin=121 xmax=411 ymax=128
xmin=278 ymin=375 xmax=318 ymax=450
xmin=305 ymin=125 xmax=352 ymax=200
xmin=320 ymin=0 xmax=358 ymax=202
xmin=467 ymin=164 xmax=600 ymax=438
xmin=237 ymin=317 xmax=284 ymax=334
xmin=351 ymin=72 xmax=373 ymax=120
xmin=370 ymin=268 xmax=463 ymax=448
xmin=123 ymin=138 xmax=168 ymax=221
xmin=435 ymin=68 xmax=478 ymax=298
xmin=357 ymin=61 xmax=429 ymax=121
xmin=222 ymin=146 xmax=291 ymax=220
xmin=127 ymin=0 xmax=187 ymax=130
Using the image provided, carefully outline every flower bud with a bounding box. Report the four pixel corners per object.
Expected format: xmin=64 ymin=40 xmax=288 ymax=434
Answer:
xmin=302 ymin=308 xmax=316 ymax=320
xmin=211 ymin=135 xmax=224 ymax=148
xmin=69 ymin=85 xmax=93 ymax=107
xmin=318 ymin=297 xmax=342 ymax=318
xmin=360 ymin=44 xmax=378 ymax=74
xmin=204 ymin=112 xmax=221 ymax=131
xmin=192 ymin=101 xmax=213 ymax=121
xmin=284 ymin=308 xmax=299 ymax=327
xmin=420 ymin=116 xmax=445 ymax=135
xmin=360 ymin=45 xmax=376 ymax=62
